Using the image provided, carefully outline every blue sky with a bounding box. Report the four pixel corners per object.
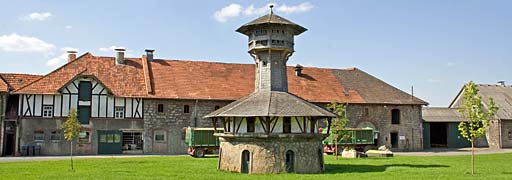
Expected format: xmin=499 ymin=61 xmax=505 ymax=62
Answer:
xmin=0 ymin=0 xmax=511 ymax=106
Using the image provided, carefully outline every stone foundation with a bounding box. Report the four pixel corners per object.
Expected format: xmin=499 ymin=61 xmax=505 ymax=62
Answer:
xmin=217 ymin=133 xmax=326 ymax=174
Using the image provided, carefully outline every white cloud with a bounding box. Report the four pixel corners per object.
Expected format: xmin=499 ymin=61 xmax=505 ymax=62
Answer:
xmin=276 ymin=2 xmax=314 ymax=14
xmin=19 ymin=12 xmax=52 ymax=21
xmin=214 ymin=4 xmax=242 ymax=22
xmin=214 ymin=2 xmax=313 ymax=23
xmin=0 ymin=33 xmax=55 ymax=53
xmin=46 ymin=47 xmax=79 ymax=67
xmin=446 ymin=62 xmax=455 ymax=67
xmin=65 ymin=25 xmax=73 ymax=29
xmin=427 ymin=78 xmax=441 ymax=83
xmin=99 ymin=46 xmax=126 ymax=52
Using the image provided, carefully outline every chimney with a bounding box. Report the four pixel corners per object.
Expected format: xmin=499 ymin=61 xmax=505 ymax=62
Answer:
xmin=294 ymin=64 xmax=303 ymax=76
xmin=67 ymin=50 xmax=77 ymax=62
xmin=145 ymin=49 xmax=155 ymax=62
xmin=497 ymin=81 xmax=506 ymax=86
xmin=115 ymin=48 xmax=125 ymax=65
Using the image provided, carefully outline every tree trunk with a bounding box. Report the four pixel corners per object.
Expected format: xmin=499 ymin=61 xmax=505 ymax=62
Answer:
xmin=335 ymin=136 xmax=338 ymax=160
xmin=471 ymin=139 xmax=474 ymax=176
xmin=71 ymin=141 xmax=74 ymax=171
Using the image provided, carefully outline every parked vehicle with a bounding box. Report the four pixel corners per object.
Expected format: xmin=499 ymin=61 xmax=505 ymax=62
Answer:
xmin=185 ymin=127 xmax=223 ymax=158
xmin=323 ymin=128 xmax=374 ymax=154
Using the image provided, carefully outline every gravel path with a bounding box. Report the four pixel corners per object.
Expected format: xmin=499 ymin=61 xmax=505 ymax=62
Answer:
xmin=395 ymin=148 xmax=512 ymax=156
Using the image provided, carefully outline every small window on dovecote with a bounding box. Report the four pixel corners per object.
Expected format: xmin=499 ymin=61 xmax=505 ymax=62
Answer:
xmin=184 ymin=105 xmax=190 ymax=114
xmin=157 ymin=104 xmax=164 ymax=113
xmin=215 ymin=106 xmax=220 ymax=110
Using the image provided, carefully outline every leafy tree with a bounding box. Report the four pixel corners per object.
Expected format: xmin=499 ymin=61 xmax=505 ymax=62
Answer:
xmin=60 ymin=108 xmax=81 ymax=171
xmin=457 ymin=81 xmax=498 ymax=176
xmin=326 ymin=102 xmax=350 ymax=159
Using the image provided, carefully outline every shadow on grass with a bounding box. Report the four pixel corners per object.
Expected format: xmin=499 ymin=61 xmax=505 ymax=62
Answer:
xmin=324 ymin=164 xmax=449 ymax=174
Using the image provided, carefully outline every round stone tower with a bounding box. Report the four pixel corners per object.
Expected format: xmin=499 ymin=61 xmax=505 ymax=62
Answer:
xmin=206 ymin=7 xmax=336 ymax=174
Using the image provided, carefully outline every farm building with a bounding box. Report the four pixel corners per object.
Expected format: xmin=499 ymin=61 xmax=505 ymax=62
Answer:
xmin=423 ymin=83 xmax=512 ymax=149
xmin=1 ymin=13 xmax=427 ymax=157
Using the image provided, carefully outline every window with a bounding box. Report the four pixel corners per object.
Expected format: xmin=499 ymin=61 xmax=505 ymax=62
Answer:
xmin=78 ymin=131 xmax=90 ymax=143
xmin=214 ymin=105 xmax=220 ymax=110
xmin=508 ymin=131 xmax=512 ymax=140
xmin=157 ymin=104 xmax=164 ymax=113
xmin=78 ymin=106 xmax=91 ymax=124
xmin=50 ymin=130 xmax=60 ymax=142
xmin=154 ymin=131 xmax=166 ymax=142
xmin=34 ymin=130 xmax=44 ymax=142
xmin=283 ymin=117 xmax=291 ymax=133
xmin=115 ymin=107 xmax=125 ymax=119
xmin=184 ymin=105 xmax=190 ymax=114
xmin=246 ymin=117 xmax=255 ymax=133
xmin=42 ymin=105 xmax=53 ymax=118
xmin=391 ymin=109 xmax=400 ymax=124
xmin=364 ymin=108 xmax=369 ymax=117
xmin=78 ymin=81 xmax=92 ymax=101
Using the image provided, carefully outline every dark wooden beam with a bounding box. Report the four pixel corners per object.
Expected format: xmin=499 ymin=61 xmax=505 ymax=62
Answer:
xmin=310 ymin=117 xmax=315 ymax=134
xmin=294 ymin=117 xmax=303 ymax=133
xmin=257 ymin=117 xmax=267 ymax=133
xmin=236 ymin=117 xmax=243 ymax=133
xmin=327 ymin=118 xmax=332 ymax=134
xmin=212 ymin=118 xmax=218 ymax=133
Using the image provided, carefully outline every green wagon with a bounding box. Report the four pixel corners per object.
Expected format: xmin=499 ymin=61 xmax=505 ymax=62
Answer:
xmin=323 ymin=128 xmax=374 ymax=154
xmin=185 ymin=127 xmax=223 ymax=158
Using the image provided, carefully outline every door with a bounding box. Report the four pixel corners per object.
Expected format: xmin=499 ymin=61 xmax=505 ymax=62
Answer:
xmin=241 ymin=150 xmax=250 ymax=173
xmin=4 ymin=133 xmax=15 ymax=156
xmin=98 ymin=130 xmax=122 ymax=154
xmin=430 ymin=123 xmax=448 ymax=148
xmin=285 ymin=150 xmax=295 ymax=173
xmin=390 ymin=132 xmax=398 ymax=148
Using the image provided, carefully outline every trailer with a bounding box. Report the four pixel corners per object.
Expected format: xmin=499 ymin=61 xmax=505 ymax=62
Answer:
xmin=185 ymin=127 xmax=223 ymax=158
xmin=323 ymin=128 xmax=374 ymax=155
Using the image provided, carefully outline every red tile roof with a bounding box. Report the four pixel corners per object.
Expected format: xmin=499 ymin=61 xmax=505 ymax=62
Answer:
xmin=0 ymin=73 xmax=42 ymax=92
xmin=13 ymin=53 xmax=427 ymax=104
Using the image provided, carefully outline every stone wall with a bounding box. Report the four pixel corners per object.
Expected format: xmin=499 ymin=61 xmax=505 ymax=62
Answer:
xmin=344 ymin=104 xmax=424 ymax=151
xmin=19 ymin=117 xmax=143 ymax=155
xmin=217 ymin=134 xmax=325 ymax=174
xmin=143 ymin=99 xmax=231 ymax=154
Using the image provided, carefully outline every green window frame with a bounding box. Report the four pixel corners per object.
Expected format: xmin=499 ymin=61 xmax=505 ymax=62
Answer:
xmin=78 ymin=81 xmax=92 ymax=101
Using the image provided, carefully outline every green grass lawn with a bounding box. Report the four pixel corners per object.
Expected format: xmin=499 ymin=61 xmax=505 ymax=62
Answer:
xmin=0 ymin=153 xmax=511 ymax=180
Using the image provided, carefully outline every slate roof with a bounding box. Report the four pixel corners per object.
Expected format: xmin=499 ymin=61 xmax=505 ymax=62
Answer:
xmin=0 ymin=73 xmax=42 ymax=92
xmin=205 ymin=91 xmax=336 ymax=118
xmin=422 ymin=107 xmax=466 ymax=122
xmin=236 ymin=13 xmax=307 ymax=35
xmin=12 ymin=53 xmax=426 ymax=104
xmin=450 ymin=84 xmax=512 ymax=120
xmin=332 ymin=68 xmax=427 ymax=105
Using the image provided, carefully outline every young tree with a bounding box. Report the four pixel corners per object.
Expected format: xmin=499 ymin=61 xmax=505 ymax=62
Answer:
xmin=457 ymin=81 xmax=498 ymax=176
xmin=60 ymin=108 xmax=81 ymax=171
xmin=326 ymin=102 xmax=349 ymax=160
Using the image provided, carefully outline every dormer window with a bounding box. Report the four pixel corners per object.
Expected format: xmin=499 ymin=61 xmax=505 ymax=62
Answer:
xmin=78 ymin=81 xmax=92 ymax=101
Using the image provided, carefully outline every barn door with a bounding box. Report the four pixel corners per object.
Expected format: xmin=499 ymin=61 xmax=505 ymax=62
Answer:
xmin=98 ymin=130 xmax=122 ymax=154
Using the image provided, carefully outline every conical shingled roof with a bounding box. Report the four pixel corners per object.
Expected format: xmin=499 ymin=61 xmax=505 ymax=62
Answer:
xmin=205 ymin=91 xmax=336 ymax=118
xmin=236 ymin=13 xmax=307 ymax=35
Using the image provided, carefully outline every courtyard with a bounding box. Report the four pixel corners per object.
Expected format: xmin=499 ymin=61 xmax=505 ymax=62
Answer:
xmin=0 ymin=152 xmax=511 ymax=180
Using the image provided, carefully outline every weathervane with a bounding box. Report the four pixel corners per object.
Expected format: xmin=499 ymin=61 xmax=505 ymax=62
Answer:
xmin=269 ymin=4 xmax=274 ymax=14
